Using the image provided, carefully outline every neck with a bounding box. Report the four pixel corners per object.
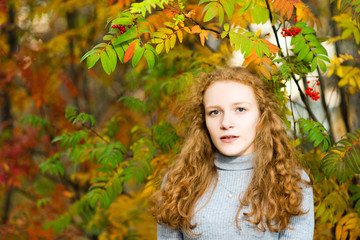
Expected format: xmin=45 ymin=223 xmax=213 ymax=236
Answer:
xmin=214 ymin=151 xmax=254 ymax=171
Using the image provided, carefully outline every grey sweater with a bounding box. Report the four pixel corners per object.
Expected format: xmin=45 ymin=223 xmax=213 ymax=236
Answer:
xmin=157 ymin=152 xmax=314 ymax=239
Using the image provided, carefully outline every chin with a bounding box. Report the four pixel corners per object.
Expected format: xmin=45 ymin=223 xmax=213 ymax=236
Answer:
xmin=219 ymin=149 xmax=243 ymax=157
xmin=217 ymin=145 xmax=253 ymax=156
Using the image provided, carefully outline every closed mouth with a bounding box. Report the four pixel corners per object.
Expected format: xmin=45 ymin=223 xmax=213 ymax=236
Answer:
xmin=220 ymin=135 xmax=238 ymax=139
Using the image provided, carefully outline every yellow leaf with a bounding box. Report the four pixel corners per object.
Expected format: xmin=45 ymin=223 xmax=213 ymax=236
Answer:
xmin=158 ymin=27 xmax=173 ymax=34
xmin=165 ymin=38 xmax=170 ymax=53
xmin=170 ymin=34 xmax=176 ymax=48
xmin=177 ymin=30 xmax=183 ymax=43
xmin=255 ymin=29 xmax=262 ymax=37
xmin=156 ymin=42 xmax=164 ymax=54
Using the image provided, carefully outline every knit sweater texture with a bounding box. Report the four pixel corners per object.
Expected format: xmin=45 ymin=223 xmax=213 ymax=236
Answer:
xmin=157 ymin=152 xmax=315 ymax=239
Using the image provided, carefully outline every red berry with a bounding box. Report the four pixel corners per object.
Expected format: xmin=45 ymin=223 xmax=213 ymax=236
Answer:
xmin=128 ymin=25 xmax=131 ymax=28
xmin=316 ymin=82 xmax=320 ymax=85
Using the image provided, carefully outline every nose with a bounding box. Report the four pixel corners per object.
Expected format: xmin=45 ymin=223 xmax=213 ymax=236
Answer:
xmin=220 ymin=112 xmax=234 ymax=129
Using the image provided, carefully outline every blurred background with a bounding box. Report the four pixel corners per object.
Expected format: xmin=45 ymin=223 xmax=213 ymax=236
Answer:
xmin=1 ymin=0 xmax=360 ymax=239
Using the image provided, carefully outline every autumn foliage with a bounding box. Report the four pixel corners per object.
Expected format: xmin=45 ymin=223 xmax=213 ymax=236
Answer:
xmin=1 ymin=0 xmax=360 ymax=239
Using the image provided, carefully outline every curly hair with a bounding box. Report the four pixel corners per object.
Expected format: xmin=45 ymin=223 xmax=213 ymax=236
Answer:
xmin=150 ymin=67 xmax=309 ymax=234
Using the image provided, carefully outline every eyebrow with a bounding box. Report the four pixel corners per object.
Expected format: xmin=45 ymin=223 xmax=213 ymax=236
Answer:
xmin=204 ymin=102 xmax=252 ymax=108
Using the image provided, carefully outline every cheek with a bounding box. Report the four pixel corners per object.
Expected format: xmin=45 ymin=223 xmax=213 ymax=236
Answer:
xmin=205 ymin=117 xmax=217 ymax=136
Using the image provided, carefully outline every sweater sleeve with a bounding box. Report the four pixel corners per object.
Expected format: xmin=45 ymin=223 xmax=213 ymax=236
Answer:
xmin=279 ymin=170 xmax=314 ymax=240
xmin=157 ymin=224 xmax=184 ymax=240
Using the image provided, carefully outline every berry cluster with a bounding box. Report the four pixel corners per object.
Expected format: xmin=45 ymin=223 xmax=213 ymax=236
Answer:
xmin=112 ymin=24 xmax=132 ymax=34
xmin=281 ymin=16 xmax=301 ymax=37
xmin=305 ymin=81 xmax=320 ymax=101
xmin=281 ymin=26 xmax=301 ymax=37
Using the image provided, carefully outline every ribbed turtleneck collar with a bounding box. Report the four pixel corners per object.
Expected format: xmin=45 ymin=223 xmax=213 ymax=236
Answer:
xmin=214 ymin=151 xmax=254 ymax=171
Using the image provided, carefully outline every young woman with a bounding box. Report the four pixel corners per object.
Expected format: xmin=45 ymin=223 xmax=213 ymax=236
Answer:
xmin=151 ymin=67 xmax=314 ymax=239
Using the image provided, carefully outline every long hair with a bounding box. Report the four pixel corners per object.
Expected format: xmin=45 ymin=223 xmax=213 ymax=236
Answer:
xmin=150 ymin=67 xmax=308 ymax=234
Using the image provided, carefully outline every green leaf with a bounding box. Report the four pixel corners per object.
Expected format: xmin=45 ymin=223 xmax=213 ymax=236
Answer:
xmin=103 ymin=35 xmax=113 ymax=41
xmin=243 ymin=38 xmax=253 ymax=58
xmin=239 ymin=0 xmax=253 ymax=14
xmin=112 ymin=17 xmax=133 ymax=26
xmin=80 ymin=49 xmax=96 ymax=63
xmin=311 ymin=56 xmax=318 ymax=72
xmin=219 ymin=0 xmax=234 ymax=19
xmin=203 ymin=2 xmax=219 ymax=22
xmin=93 ymin=43 xmax=107 ymax=49
xmin=318 ymin=60 xmax=327 ymax=72
xmin=297 ymin=45 xmax=310 ymax=61
xmin=144 ymin=50 xmax=155 ymax=69
xmin=304 ymin=51 xmax=314 ymax=63
xmin=295 ymin=22 xmax=307 ymax=28
xmin=144 ymin=43 xmax=157 ymax=54
xmin=251 ymin=5 xmax=268 ymax=24
xmin=114 ymin=44 xmax=125 ymax=63
xmin=300 ymin=27 xmax=316 ymax=34
xmin=304 ymin=34 xmax=318 ymax=42
xmin=86 ymin=54 xmax=100 ymax=69
xmin=106 ymin=45 xmax=117 ymax=72
xmin=218 ymin=5 xmax=224 ymax=25
xmin=199 ymin=0 xmax=216 ymax=5
xmin=255 ymin=43 xmax=262 ymax=58
xmin=320 ymin=128 xmax=360 ymax=182
xmin=224 ymin=23 xmax=229 ymax=31
xmin=132 ymin=44 xmax=145 ymax=67
xmin=293 ymin=40 xmax=306 ymax=54
xmin=100 ymin=51 xmax=112 ymax=75
xmin=258 ymin=41 xmax=269 ymax=57
xmin=113 ymin=27 xmax=137 ymax=45
xmin=298 ymin=118 xmax=331 ymax=153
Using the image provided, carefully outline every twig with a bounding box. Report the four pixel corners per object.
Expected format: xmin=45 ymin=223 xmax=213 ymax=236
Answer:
xmin=265 ymin=0 xmax=318 ymax=122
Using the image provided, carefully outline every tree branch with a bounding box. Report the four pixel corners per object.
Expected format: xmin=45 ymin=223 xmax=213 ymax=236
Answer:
xmin=265 ymin=0 xmax=319 ymax=122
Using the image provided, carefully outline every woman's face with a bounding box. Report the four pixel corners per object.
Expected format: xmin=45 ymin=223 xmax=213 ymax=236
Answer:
xmin=203 ymin=80 xmax=260 ymax=156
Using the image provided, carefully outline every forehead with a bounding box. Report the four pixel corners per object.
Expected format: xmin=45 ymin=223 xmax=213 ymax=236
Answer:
xmin=203 ymin=80 xmax=257 ymax=105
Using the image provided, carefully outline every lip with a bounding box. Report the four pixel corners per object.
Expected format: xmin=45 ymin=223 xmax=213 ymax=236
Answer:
xmin=220 ymin=135 xmax=239 ymax=143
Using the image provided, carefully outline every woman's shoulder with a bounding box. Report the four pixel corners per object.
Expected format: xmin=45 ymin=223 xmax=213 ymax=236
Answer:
xmin=299 ymin=169 xmax=311 ymax=182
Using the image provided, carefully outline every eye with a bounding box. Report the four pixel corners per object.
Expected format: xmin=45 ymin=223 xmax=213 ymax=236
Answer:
xmin=209 ymin=110 xmax=220 ymax=116
xmin=236 ymin=107 xmax=245 ymax=112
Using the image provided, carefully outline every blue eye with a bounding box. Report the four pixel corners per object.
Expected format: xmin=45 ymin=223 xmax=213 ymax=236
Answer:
xmin=209 ymin=110 xmax=219 ymax=115
xmin=236 ymin=107 xmax=245 ymax=112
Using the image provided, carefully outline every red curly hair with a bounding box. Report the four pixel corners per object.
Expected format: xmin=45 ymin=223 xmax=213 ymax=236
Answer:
xmin=150 ymin=67 xmax=309 ymax=234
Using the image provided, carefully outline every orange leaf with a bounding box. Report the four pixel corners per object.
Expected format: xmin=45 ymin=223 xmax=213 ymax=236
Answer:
xmin=124 ymin=41 xmax=137 ymax=63
xmin=259 ymin=65 xmax=271 ymax=80
xmin=287 ymin=4 xmax=294 ymax=20
xmin=163 ymin=9 xmax=177 ymax=18
xmin=274 ymin=0 xmax=284 ymax=13
xmin=261 ymin=39 xmax=279 ymax=53
xmin=185 ymin=10 xmax=196 ymax=18
xmin=280 ymin=2 xmax=288 ymax=19
xmin=191 ymin=25 xmax=202 ymax=34
xmin=199 ymin=30 xmax=209 ymax=46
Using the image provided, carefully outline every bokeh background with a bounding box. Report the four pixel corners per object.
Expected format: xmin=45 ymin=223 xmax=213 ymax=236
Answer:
xmin=1 ymin=0 xmax=360 ymax=239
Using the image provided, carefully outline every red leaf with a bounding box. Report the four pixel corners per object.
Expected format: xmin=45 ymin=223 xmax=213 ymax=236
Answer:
xmin=124 ymin=41 xmax=137 ymax=63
